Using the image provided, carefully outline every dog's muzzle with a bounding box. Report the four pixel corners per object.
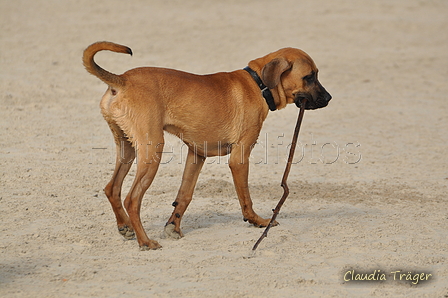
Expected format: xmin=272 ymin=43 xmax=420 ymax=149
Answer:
xmin=295 ymin=82 xmax=332 ymax=110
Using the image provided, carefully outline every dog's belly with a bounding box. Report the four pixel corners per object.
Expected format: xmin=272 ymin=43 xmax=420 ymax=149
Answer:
xmin=164 ymin=124 xmax=233 ymax=157
xmin=186 ymin=140 xmax=232 ymax=157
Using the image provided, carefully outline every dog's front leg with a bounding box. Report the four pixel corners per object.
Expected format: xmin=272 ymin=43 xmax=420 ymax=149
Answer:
xmin=228 ymin=144 xmax=275 ymax=228
xmin=165 ymin=148 xmax=205 ymax=239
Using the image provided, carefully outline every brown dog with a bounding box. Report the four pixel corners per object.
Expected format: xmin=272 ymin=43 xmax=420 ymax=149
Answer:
xmin=83 ymin=41 xmax=331 ymax=250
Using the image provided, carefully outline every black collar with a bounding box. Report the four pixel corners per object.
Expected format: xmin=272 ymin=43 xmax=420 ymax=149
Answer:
xmin=244 ymin=66 xmax=277 ymax=111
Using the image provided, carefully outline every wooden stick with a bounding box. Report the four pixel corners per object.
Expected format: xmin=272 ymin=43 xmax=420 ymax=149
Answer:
xmin=252 ymin=100 xmax=307 ymax=251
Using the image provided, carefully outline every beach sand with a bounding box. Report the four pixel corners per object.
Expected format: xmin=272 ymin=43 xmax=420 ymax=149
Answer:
xmin=1 ymin=0 xmax=447 ymax=296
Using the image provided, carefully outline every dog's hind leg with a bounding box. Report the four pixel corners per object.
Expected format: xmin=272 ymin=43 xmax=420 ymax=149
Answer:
xmin=123 ymin=132 xmax=164 ymax=250
xmin=165 ymin=148 xmax=205 ymax=239
xmin=104 ymin=125 xmax=136 ymax=240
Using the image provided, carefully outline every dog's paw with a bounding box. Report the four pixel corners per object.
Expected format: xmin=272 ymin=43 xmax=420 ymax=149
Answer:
xmin=164 ymin=223 xmax=183 ymax=239
xmin=261 ymin=219 xmax=279 ymax=228
xmin=118 ymin=225 xmax=135 ymax=240
xmin=244 ymin=217 xmax=278 ymax=228
xmin=139 ymin=240 xmax=162 ymax=251
xmin=254 ymin=220 xmax=278 ymax=228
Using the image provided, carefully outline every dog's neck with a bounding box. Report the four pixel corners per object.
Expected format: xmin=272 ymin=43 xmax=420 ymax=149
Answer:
xmin=243 ymin=66 xmax=277 ymax=111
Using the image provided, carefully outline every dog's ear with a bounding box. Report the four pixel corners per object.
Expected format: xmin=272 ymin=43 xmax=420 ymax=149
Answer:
xmin=261 ymin=58 xmax=291 ymax=89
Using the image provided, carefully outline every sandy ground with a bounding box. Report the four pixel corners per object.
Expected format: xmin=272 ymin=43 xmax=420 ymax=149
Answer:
xmin=1 ymin=0 xmax=447 ymax=297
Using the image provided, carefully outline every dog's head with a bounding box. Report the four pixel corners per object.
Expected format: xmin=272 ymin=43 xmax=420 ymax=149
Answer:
xmin=249 ymin=48 xmax=332 ymax=110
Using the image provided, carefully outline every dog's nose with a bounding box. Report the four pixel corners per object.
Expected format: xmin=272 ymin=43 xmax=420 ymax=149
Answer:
xmin=318 ymin=81 xmax=332 ymax=103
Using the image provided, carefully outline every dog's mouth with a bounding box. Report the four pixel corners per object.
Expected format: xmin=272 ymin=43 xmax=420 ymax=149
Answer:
xmin=295 ymin=93 xmax=314 ymax=109
xmin=294 ymin=86 xmax=332 ymax=110
xmin=294 ymin=93 xmax=330 ymax=110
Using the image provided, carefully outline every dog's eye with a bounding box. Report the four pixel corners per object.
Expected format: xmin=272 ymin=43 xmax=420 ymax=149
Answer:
xmin=303 ymin=74 xmax=315 ymax=84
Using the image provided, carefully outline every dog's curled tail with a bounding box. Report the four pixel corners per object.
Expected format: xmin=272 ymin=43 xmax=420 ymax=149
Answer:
xmin=83 ymin=41 xmax=133 ymax=88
